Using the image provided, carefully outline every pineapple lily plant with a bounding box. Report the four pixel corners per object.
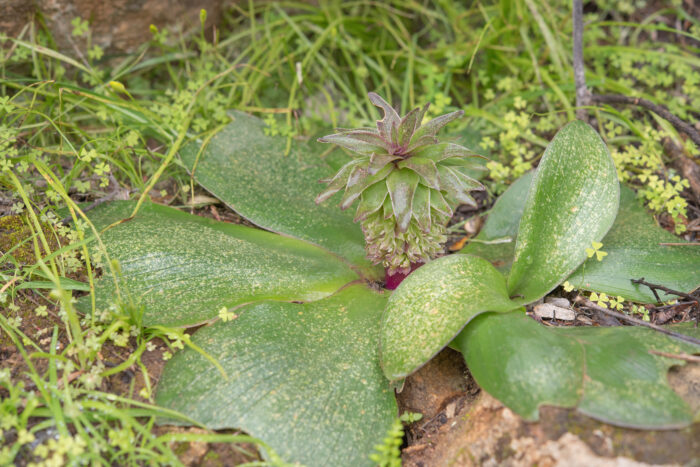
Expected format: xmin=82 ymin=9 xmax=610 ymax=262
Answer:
xmin=79 ymin=94 xmax=700 ymax=466
xmin=316 ymin=93 xmax=484 ymax=286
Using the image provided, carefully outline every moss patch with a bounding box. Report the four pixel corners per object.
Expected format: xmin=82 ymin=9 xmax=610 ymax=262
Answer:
xmin=0 ymin=215 xmax=58 ymax=265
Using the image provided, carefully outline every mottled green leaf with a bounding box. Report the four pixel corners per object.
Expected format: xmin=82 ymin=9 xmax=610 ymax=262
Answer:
xmin=438 ymin=166 xmax=478 ymax=207
xmin=411 ymin=186 xmax=431 ymax=232
xmin=315 ymin=159 xmax=362 ymax=204
xmin=369 ymin=153 xmax=401 ymax=175
xmin=381 ymin=195 xmax=393 ymax=219
xmin=317 ymin=133 xmax=385 ymax=155
xmin=76 ymin=201 xmax=358 ymax=327
xmin=508 ymin=121 xmax=620 ymax=302
xmin=566 ymin=186 xmax=700 ymax=302
xmin=380 ymin=255 xmax=519 ymax=380
xmin=429 ymin=188 xmax=453 ymax=218
xmin=179 ymin=111 xmax=381 ymax=280
xmin=413 ymin=142 xmax=475 ymax=163
xmin=411 ymin=110 xmax=464 ymax=142
xmin=406 ymin=134 xmax=438 ymax=153
xmin=460 ymin=172 xmax=700 ymax=302
xmin=441 ymin=156 xmax=488 ymax=184
xmin=330 ymin=129 xmax=389 ymax=150
xmin=456 ymin=312 xmax=699 ymax=428
xmin=340 ymin=164 xmax=392 ymax=210
xmin=369 ymin=92 xmax=401 ymax=140
xmin=449 ymin=165 xmax=485 ymax=191
xmin=386 ymin=169 xmax=419 ymax=232
xmin=354 ymin=181 xmax=388 ymax=222
xmin=459 ymin=171 xmax=533 ymax=272
xmin=457 ymin=310 xmax=581 ymax=419
xmin=155 ymin=285 xmax=396 ymax=466
xmin=398 ymin=107 xmax=421 ymax=147
xmin=398 ymin=157 xmax=439 ymax=189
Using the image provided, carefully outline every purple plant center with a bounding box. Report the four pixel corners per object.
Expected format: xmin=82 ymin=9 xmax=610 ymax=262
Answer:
xmin=384 ymin=262 xmax=424 ymax=290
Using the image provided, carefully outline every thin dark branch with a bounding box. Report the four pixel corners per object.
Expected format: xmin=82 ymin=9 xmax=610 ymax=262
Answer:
xmin=590 ymin=94 xmax=700 ymax=148
xmin=572 ymin=0 xmax=590 ymax=121
xmin=631 ymin=277 xmax=699 ymax=303
xmin=577 ymin=298 xmax=700 ymax=347
xmin=654 ymin=300 xmax=697 ymax=310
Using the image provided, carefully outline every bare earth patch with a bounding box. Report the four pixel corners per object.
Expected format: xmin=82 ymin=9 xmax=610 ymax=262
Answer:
xmin=399 ymin=348 xmax=699 ymax=466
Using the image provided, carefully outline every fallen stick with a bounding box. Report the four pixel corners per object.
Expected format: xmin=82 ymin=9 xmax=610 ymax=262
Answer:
xmin=576 ymin=297 xmax=700 ymax=347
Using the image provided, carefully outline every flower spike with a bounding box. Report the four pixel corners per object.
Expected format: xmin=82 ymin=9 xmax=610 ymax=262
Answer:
xmin=317 ymin=93 xmax=485 ymax=274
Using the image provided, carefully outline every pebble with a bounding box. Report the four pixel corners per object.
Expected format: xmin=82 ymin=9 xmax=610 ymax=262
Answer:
xmin=544 ymin=297 xmax=571 ymax=308
xmin=533 ymin=303 xmax=575 ymax=321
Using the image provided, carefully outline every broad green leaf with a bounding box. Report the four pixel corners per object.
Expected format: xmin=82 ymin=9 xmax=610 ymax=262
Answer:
xmin=564 ymin=324 xmax=698 ymax=427
xmin=179 ymin=111 xmax=381 ymax=280
xmin=460 ymin=172 xmax=700 ymax=302
xmin=155 ymin=285 xmax=396 ymax=467
xmin=456 ymin=310 xmax=581 ymax=419
xmin=406 ymin=134 xmax=439 ymax=153
xmin=77 ymin=201 xmax=358 ymax=327
xmin=456 ymin=312 xmax=699 ymax=428
xmin=507 ymin=121 xmax=620 ymax=302
xmin=566 ymin=186 xmax=700 ymax=302
xmin=380 ymin=255 xmax=519 ymax=380
xmin=441 ymin=155 xmax=488 ymax=182
xmin=459 ymin=171 xmax=533 ymax=272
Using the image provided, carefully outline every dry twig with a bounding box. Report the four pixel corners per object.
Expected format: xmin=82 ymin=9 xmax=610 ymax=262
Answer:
xmin=577 ymin=297 xmax=700 ymax=347
xmin=631 ymin=277 xmax=698 ymax=304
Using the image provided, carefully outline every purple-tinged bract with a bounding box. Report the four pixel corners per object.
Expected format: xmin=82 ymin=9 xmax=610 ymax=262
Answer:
xmin=317 ymin=93 xmax=486 ymax=274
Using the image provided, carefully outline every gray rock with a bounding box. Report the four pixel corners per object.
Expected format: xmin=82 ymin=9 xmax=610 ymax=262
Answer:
xmin=534 ymin=303 xmax=575 ymax=321
xmin=545 ymin=296 xmax=571 ymax=308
